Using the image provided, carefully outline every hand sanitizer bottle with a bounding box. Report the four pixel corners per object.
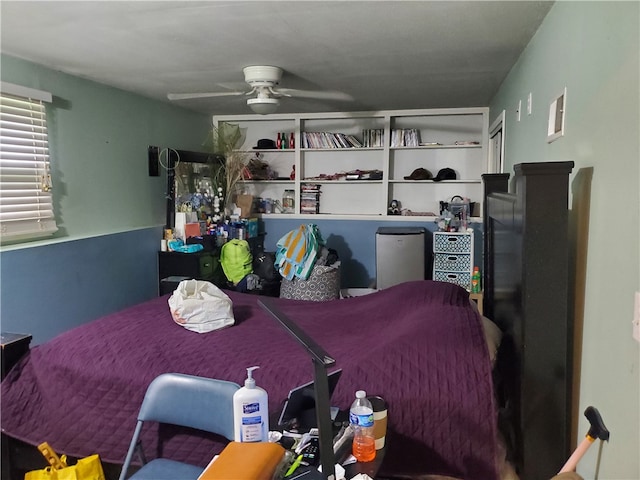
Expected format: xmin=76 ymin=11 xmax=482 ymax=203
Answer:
xmin=233 ymin=366 xmax=269 ymax=442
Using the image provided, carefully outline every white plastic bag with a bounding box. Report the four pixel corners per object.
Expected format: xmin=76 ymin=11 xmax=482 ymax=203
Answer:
xmin=168 ymin=280 xmax=235 ymax=333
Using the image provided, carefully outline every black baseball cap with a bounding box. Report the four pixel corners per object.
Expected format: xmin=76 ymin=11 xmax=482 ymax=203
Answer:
xmin=433 ymin=168 xmax=456 ymax=182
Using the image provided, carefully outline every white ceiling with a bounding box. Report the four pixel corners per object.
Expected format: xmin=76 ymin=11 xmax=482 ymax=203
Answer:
xmin=0 ymin=1 xmax=554 ymax=116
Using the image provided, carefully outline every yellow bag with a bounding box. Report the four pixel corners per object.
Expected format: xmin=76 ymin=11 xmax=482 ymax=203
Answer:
xmin=24 ymin=443 xmax=105 ymax=480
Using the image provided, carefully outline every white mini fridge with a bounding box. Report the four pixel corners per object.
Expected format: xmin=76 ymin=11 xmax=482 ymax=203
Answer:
xmin=375 ymin=227 xmax=426 ymax=289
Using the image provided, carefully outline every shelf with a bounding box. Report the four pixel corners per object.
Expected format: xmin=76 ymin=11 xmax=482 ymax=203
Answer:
xmin=390 ymin=144 xmax=482 ymax=150
xmin=301 ymin=179 xmax=383 ymax=184
xmin=214 ymin=107 xmax=489 ymax=218
xmin=249 ymin=149 xmax=295 ymax=153
xmin=301 ymin=147 xmax=384 ymax=152
xmin=388 ymin=179 xmax=482 ymax=184
xmin=240 ymin=179 xmax=294 ymax=184
xmin=255 ymin=213 xmax=483 ymax=223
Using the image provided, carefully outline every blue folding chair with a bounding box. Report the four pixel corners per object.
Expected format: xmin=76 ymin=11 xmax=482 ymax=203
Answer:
xmin=119 ymin=373 xmax=240 ymax=480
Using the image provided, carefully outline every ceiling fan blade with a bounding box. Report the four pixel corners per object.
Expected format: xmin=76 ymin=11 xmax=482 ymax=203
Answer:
xmin=276 ymin=88 xmax=353 ymax=101
xmin=167 ymin=91 xmax=245 ymax=101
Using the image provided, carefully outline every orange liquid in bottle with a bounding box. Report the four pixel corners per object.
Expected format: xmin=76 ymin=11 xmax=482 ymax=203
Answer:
xmin=352 ymin=434 xmax=376 ymax=462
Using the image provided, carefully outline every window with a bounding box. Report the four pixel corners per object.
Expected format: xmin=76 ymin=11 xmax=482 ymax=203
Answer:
xmin=0 ymin=82 xmax=57 ymax=242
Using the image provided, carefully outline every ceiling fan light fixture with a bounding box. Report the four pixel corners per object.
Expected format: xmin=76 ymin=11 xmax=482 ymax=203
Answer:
xmin=247 ymin=97 xmax=279 ymax=115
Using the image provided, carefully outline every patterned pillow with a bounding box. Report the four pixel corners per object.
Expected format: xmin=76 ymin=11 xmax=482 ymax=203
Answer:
xmin=280 ymin=263 xmax=340 ymax=301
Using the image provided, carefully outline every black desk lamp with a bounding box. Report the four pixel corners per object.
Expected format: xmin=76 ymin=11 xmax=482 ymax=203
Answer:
xmin=258 ymin=298 xmax=337 ymax=480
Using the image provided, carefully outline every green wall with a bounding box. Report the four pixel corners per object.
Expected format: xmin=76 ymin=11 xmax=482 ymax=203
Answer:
xmin=0 ymin=55 xmax=212 ymax=343
xmin=1 ymin=54 xmax=211 ymax=245
xmin=490 ymin=2 xmax=639 ymax=478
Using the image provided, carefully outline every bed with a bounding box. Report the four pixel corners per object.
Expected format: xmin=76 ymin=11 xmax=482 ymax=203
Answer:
xmin=1 ymin=280 xmax=499 ymax=479
xmin=1 ymin=161 xmax=574 ymax=480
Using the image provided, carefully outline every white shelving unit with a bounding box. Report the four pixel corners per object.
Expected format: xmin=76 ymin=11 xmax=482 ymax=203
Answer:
xmin=213 ymin=107 xmax=489 ymax=220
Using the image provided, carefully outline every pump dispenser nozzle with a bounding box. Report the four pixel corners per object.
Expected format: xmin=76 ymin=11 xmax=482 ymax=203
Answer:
xmin=245 ymin=366 xmax=259 ymax=388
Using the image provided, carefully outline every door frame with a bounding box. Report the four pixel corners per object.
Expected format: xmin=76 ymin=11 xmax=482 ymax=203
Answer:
xmin=488 ymin=110 xmax=506 ymax=173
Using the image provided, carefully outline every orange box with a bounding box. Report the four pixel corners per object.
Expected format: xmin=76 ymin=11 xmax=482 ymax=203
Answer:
xmin=198 ymin=442 xmax=285 ymax=480
xmin=184 ymin=222 xmax=201 ymax=238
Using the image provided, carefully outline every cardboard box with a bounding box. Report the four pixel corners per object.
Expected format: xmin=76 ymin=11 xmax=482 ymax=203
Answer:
xmin=236 ymin=194 xmax=254 ymax=218
xmin=185 ymin=222 xmax=201 ymax=238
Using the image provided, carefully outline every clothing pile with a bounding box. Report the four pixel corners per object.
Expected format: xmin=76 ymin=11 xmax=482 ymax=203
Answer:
xmin=245 ymin=156 xmax=272 ymax=180
xmin=276 ymin=224 xmax=341 ymax=301
xmin=275 ymin=224 xmax=324 ymax=281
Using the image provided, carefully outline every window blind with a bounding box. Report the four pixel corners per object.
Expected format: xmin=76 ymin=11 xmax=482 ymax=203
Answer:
xmin=0 ymin=82 xmax=57 ymax=242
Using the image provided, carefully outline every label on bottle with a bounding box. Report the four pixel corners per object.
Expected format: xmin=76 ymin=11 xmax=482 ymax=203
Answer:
xmin=350 ymin=411 xmax=374 ymax=428
xmin=283 ymin=197 xmax=294 ymax=209
xmin=239 ymin=402 xmax=263 ymax=442
xmin=243 ymin=402 xmax=260 ymax=414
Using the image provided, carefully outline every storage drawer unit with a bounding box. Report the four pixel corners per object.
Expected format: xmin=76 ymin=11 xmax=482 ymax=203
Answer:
xmin=433 ymin=253 xmax=472 ymax=271
xmin=433 ymin=233 xmax=473 ymax=252
xmin=433 ymin=231 xmax=474 ymax=291
xmin=433 ymin=270 xmax=472 ymax=289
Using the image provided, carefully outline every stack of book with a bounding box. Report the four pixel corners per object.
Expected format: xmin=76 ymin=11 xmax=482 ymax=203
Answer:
xmin=362 ymin=128 xmax=384 ymax=147
xmin=301 ymin=132 xmax=363 ymax=148
xmin=391 ymin=128 xmax=421 ymax=147
xmin=300 ymin=184 xmax=321 ymax=214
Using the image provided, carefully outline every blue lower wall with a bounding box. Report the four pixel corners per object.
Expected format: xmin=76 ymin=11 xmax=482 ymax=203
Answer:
xmin=261 ymin=218 xmax=483 ymax=288
xmin=0 ymin=221 xmax=482 ymax=345
xmin=0 ymin=227 xmax=162 ymax=345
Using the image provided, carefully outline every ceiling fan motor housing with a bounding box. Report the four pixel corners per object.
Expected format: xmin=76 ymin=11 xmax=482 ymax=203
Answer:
xmin=243 ymin=66 xmax=283 ymax=87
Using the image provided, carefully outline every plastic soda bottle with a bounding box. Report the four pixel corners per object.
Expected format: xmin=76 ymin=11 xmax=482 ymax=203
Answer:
xmin=349 ymin=390 xmax=376 ymax=462
xmin=471 ymin=266 xmax=481 ymax=293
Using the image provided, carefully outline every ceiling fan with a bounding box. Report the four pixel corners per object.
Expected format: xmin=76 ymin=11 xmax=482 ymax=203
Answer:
xmin=167 ymin=65 xmax=352 ymax=114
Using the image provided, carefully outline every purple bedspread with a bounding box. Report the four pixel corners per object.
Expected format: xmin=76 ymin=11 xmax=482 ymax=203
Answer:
xmin=1 ymin=280 xmax=498 ymax=479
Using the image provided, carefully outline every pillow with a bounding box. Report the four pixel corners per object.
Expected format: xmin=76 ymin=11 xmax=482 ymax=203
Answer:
xmin=469 ymin=297 xmax=503 ymax=365
xmin=481 ymin=314 xmax=503 ymax=366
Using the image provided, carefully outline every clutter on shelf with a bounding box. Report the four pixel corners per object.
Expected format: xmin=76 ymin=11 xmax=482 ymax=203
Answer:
xmin=388 ymin=198 xmax=439 ymax=217
xmin=251 ymin=133 xmax=296 ymax=150
xmin=244 ymin=153 xmax=278 ymax=180
xmin=388 ymin=199 xmax=401 ymax=215
xmin=435 ymin=195 xmax=473 ymax=232
xmin=303 ymin=169 xmax=383 ymax=181
xmin=166 ymin=211 xmax=259 ymax=251
xmin=300 ymin=184 xmax=321 ymax=214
